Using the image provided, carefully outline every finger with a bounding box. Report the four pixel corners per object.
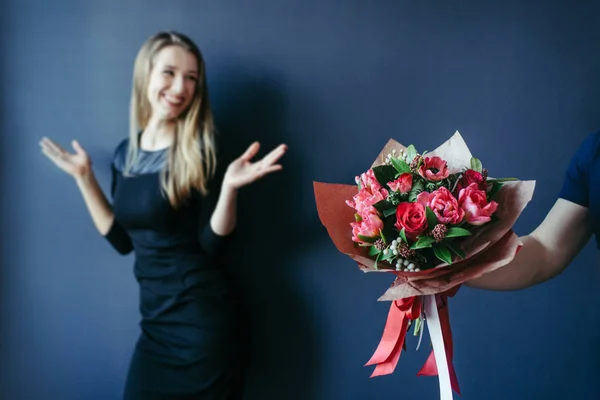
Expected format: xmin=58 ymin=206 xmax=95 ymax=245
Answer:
xmin=40 ymin=137 xmax=65 ymax=154
xmin=72 ymin=140 xmax=87 ymax=156
xmin=259 ymin=144 xmax=287 ymax=167
xmin=40 ymin=137 xmax=69 ymax=158
xmin=239 ymin=142 xmax=260 ymax=162
xmin=254 ymin=164 xmax=283 ymax=179
xmin=41 ymin=145 xmax=70 ymax=169
xmin=39 ymin=141 xmax=61 ymax=160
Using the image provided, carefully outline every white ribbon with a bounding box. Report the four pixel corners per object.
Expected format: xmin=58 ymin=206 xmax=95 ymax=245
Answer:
xmin=424 ymin=294 xmax=454 ymax=400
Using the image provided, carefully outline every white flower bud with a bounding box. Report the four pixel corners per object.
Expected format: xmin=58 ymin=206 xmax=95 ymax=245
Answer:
xmin=393 ymin=250 xmax=398 ymax=256
xmin=383 ymin=249 xmax=388 ymax=255
xmin=415 ymin=268 xmax=421 ymax=272
xmin=403 ymin=259 xmax=409 ymax=266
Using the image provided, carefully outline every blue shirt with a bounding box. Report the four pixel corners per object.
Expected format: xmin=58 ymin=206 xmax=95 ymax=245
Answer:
xmin=558 ymin=130 xmax=600 ymax=248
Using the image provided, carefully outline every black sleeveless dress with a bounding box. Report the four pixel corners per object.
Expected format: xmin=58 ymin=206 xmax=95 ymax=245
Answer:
xmin=104 ymin=138 xmax=238 ymax=400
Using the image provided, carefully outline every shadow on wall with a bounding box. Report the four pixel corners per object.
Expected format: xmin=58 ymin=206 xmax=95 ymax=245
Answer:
xmin=208 ymin=62 xmax=322 ymax=400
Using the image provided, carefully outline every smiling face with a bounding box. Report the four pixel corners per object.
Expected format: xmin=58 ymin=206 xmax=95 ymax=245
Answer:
xmin=146 ymin=45 xmax=199 ymax=122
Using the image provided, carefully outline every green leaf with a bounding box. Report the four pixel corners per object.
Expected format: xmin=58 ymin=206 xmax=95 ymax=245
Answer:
xmin=399 ymin=228 xmax=408 ymax=243
xmin=413 ymin=316 xmax=422 ymax=337
xmin=446 ymin=227 xmax=472 ymax=238
xmin=470 ymin=157 xmax=483 ymax=172
xmin=368 ymin=246 xmax=380 ymax=256
xmin=411 ymin=236 xmax=435 ymax=249
xmin=433 ymin=245 xmax=453 ymax=265
xmin=380 ymin=229 xmax=387 ymax=244
xmin=444 ymin=241 xmax=466 ymax=259
xmin=372 ymin=165 xmax=398 ymax=187
xmin=383 ymin=208 xmax=397 ymax=218
xmin=426 ymin=207 xmax=438 ymax=230
xmin=387 ymin=191 xmax=404 ymax=206
xmin=381 ymin=216 xmax=398 ymax=243
xmin=408 ymin=180 xmax=425 ymax=202
xmin=426 ymin=182 xmax=437 ymax=192
xmin=354 ymin=213 xmax=362 ymax=223
xmin=391 ymin=158 xmax=411 ymax=174
xmin=373 ymin=251 xmax=382 ymax=270
xmin=487 ymin=177 xmax=518 ymax=183
xmin=373 ymin=200 xmax=394 ymax=213
xmin=381 ymin=249 xmax=396 ymax=261
xmin=487 ymin=181 xmax=503 ymax=199
xmin=358 ymin=234 xmax=378 ymax=243
xmin=416 ymin=151 xmax=427 ymax=170
xmin=405 ymin=145 xmax=417 ymax=162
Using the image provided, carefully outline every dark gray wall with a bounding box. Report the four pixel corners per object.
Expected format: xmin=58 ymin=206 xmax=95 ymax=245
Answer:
xmin=2 ymin=1 xmax=600 ymax=399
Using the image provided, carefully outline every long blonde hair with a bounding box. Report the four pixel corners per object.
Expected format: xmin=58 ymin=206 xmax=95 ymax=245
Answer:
xmin=125 ymin=31 xmax=217 ymax=208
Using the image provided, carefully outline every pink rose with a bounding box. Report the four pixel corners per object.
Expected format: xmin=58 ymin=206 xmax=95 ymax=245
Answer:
xmin=394 ymin=202 xmax=428 ymax=241
xmin=423 ymin=187 xmax=464 ymax=225
xmin=388 ymin=173 xmax=413 ymax=193
xmin=346 ymin=186 xmax=389 ymax=214
xmin=418 ymin=156 xmax=449 ymax=181
xmin=351 ymin=207 xmax=384 ymax=243
xmin=455 ymin=169 xmax=486 ymax=194
xmin=458 ymin=182 xmax=498 ymax=225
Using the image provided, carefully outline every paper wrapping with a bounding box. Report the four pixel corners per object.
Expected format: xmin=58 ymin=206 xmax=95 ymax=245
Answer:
xmin=314 ymin=131 xmax=536 ymax=301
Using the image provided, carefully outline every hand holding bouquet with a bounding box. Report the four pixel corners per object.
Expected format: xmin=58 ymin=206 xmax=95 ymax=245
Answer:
xmin=314 ymin=132 xmax=535 ymax=399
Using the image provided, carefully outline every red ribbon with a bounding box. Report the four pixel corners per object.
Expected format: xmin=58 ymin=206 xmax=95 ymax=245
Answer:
xmin=365 ymin=288 xmax=461 ymax=396
xmin=364 ymin=296 xmax=422 ymax=377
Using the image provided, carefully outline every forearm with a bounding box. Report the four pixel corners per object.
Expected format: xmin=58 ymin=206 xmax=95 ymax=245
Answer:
xmin=74 ymin=170 xmax=115 ymax=235
xmin=209 ymin=183 xmax=238 ymax=236
xmin=467 ymin=234 xmax=561 ymax=291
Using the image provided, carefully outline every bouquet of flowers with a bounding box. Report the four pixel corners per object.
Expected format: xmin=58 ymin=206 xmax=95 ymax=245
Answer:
xmin=313 ymin=132 xmax=535 ymax=399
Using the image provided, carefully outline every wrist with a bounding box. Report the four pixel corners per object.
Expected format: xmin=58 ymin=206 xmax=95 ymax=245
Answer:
xmin=75 ymin=169 xmax=95 ymax=186
xmin=221 ymin=181 xmax=238 ymax=197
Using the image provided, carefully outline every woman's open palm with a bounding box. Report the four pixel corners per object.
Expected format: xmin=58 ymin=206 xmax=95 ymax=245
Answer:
xmin=39 ymin=137 xmax=91 ymax=178
xmin=223 ymin=142 xmax=287 ymax=190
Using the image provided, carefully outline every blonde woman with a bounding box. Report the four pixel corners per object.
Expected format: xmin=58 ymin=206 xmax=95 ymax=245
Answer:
xmin=40 ymin=31 xmax=287 ymax=399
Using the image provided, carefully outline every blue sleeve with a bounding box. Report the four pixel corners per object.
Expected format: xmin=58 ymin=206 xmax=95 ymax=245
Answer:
xmin=200 ymin=223 xmax=235 ymax=258
xmin=197 ymin=135 xmax=235 ymax=259
xmin=557 ymin=131 xmax=599 ymax=207
xmin=103 ymin=141 xmax=134 ymax=255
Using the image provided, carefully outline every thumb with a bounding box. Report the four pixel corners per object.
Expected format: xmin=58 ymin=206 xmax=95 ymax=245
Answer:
xmin=72 ymin=140 xmax=87 ymax=155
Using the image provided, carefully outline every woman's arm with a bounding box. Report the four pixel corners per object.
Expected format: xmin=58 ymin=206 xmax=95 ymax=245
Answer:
xmin=75 ymin=170 xmax=116 ymax=236
xmin=199 ymin=141 xmax=287 ymax=257
xmin=40 ymin=137 xmax=133 ymax=255
xmin=209 ymin=183 xmax=238 ymax=237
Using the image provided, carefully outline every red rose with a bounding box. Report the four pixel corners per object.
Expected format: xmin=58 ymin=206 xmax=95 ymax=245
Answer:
xmin=394 ymin=202 xmax=428 ymax=241
xmin=455 ymin=169 xmax=485 ymax=194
